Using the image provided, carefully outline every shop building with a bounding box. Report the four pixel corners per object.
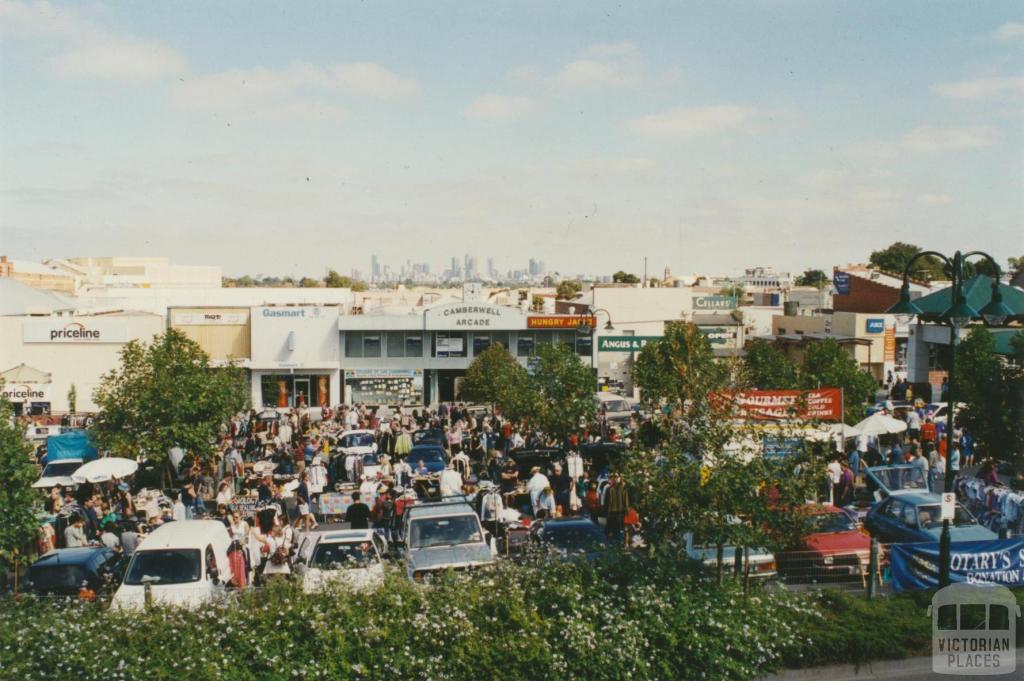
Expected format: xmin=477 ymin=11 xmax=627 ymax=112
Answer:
xmin=250 ymin=305 xmax=342 ymax=409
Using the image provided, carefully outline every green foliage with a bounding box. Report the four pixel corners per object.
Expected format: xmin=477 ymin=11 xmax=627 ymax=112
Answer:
xmin=530 ymin=294 xmax=545 ymax=311
xmin=67 ymin=383 xmax=77 ymax=415
xmin=555 ymin=279 xmax=582 ymax=300
xmin=324 ymin=269 xmax=369 ymax=291
xmin=954 ymin=327 xmax=1024 ymax=460
xmin=529 ymin=343 xmax=596 ymax=444
xmin=459 ymin=343 xmax=533 ymax=421
xmin=298 ymin=277 xmax=321 ymax=288
xmin=743 ymin=339 xmax=799 ymax=390
xmin=0 ymin=395 xmax=39 ymax=568
xmin=869 ymin=241 xmax=946 ymax=280
xmin=799 ymin=338 xmax=877 ymax=424
xmin=612 ymin=271 xmax=640 ymax=284
xmin=1009 ymin=256 xmax=1024 ymax=278
xmin=794 ymin=269 xmax=829 ymax=288
xmin=719 ymin=284 xmax=744 ymax=298
xmin=89 ymin=329 xmax=249 ymax=471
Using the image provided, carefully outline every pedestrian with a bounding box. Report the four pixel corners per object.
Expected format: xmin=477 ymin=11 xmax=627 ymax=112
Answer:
xmin=64 ymin=515 xmax=87 ymax=548
xmin=296 ymin=472 xmax=316 ymax=532
xmin=526 ymin=466 xmax=550 ymax=512
xmin=827 ymin=457 xmax=842 ymax=506
xmin=440 ymin=462 xmax=463 ymax=498
xmin=549 ymin=462 xmax=573 ymax=515
xmin=344 ymin=492 xmax=372 ymax=530
xmin=605 ymin=473 xmax=629 ymax=541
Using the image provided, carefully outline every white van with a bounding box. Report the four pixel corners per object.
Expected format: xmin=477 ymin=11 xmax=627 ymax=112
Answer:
xmin=593 ymin=392 xmax=634 ymax=426
xmin=111 ymin=520 xmax=234 ymax=610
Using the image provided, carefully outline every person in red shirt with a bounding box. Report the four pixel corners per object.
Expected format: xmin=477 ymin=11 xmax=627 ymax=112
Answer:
xmin=921 ymin=418 xmax=937 ymax=444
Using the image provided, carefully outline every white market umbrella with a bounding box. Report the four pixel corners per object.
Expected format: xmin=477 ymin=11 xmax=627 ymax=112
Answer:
xmin=805 ymin=422 xmax=862 ymax=442
xmin=71 ymin=457 xmax=138 ymax=484
xmin=852 ymin=413 xmax=908 ymax=437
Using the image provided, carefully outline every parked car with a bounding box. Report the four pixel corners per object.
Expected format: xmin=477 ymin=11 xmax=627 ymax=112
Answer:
xmin=338 ymin=430 xmax=378 ymax=457
xmin=413 ymin=429 xmax=447 ymax=447
xmin=24 ymin=547 xmax=126 ymax=598
xmin=865 ymin=464 xmax=932 ymax=501
xmin=293 ymin=528 xmax=387 ymax=593
xmin=111 ymin=520 xmax=234 ymax=610
xmin=865 ymin=400 xmax=913 ymax=417
xmin=402 ymin=500 xmax=496 ymax=581
xmin=579 ymin=442 xmax=625 ymax=474
xmin=509 ymin=447 xmax=563 ymax=480
xmin=594 ymin=392 xmax=633 ymax=426
xmin=776 ymin=505 xmax=872 ymax=583
xmin=923 ymin=402 xmax=965 ymax=425
xmin=32 ymin=457 xmax=83 ymax=490
xmin=864 ymin=493 xmax=996 ymax=544
xmin=406 ymin=445 xmax=448 ymax=474
xmin=683 ymin=532 xmax=777 ymax=580
xmin=530 ymin=518 xmax=610 ymax=561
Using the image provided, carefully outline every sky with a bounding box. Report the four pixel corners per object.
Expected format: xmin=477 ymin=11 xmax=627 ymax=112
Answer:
xmin=1 ymin=1 xmax=1022 ymax=279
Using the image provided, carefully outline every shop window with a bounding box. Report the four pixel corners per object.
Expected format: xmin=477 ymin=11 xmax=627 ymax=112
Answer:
xmin=345 ymin=332 xmax=364 ymax=358
xmin=472 ymin=334 xmax=491 ymax=356
xmin=434 ymin=332 xmax=467 ymax=358
xmin=363 ymin=333 xmax=381 ymax=358
xmin=517 ymin=332 xmax=535 ymax=357
xmin=405 ymin=334 xmax=423 ymax=358
xmin=260 ymin=374 xmax=330 ymax=408
xmin=387 ymin=332 xmax=405 ymax=358
xmin=575 ymin=334 xmax=593 ymax=357
xmin=536 ymin=331 xmax=554 ymax=347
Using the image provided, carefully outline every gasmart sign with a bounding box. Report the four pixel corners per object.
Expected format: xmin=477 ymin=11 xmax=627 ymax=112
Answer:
xmin=597 ymin=336 xmax=662 ymax=352
xmin=23 ymin=320 xmax=129 ymax=344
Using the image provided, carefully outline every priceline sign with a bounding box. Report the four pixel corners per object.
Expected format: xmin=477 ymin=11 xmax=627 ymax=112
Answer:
xmin=23 ymin=320 xmax=129 ymax=343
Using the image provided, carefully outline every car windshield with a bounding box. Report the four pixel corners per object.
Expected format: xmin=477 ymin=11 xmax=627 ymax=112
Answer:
xmin=413 ymin=430 xmax=444 ymax=444
xmin=600 ymin=400 xmax=629 ymax=412
xmin=409 ymin=515 xmax=482 ymax=549
xmin=362 ymin=454 xmax=379 ymax=465
xmin=540 ymin=525 xmax=607 ymax=551
xmin=343 ymin=434 xmax=375 ymax=448
xmin=408 ymin=451 xmax=444 ymax=465
xmin=310 ymin=542 xmax=379 ymax=569
xmin=809 ymin=513 xmax=857 ymax=533
xmin=918 ymin=504 xmax=977 ymax=530
xmin=28 ymin=565 xmax=86 ymax=590
xmin=41 ymin=461 xmax=81 ymax=477
xmin=124 ymin=549 xmax=201 ymax=585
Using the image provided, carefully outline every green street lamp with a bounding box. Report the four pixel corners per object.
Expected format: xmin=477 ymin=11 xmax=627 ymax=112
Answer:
xmin=887 ymin=249 xmax=1006 ymax=588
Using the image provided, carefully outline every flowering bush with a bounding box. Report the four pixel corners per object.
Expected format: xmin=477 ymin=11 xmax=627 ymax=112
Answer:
xmin=0 ymin=554 xmax=928 ymax=681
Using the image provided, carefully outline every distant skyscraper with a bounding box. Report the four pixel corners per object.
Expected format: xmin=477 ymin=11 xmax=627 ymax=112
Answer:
xmin=465 ymin=255 xmax=478 ymax=280
xmin=538 ymin=261 xmax=546 ymax=275
xmin=528 ymin=258 xmax=539 ymax=276
xmin=487 ymin=257 xmax=495 ymax=278
xmin=371 ymin=255 xmax=381 ymax=283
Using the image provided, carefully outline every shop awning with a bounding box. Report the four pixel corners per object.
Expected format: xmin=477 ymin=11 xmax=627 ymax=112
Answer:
xmin=911 ymin=275 xmax=1024 ymax=324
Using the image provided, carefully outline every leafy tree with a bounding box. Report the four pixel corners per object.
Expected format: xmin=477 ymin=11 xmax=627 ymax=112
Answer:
xmin=555 ymin=280 xmax=582 ymax=300
xmin=799 ymin=338 xmax=877 ymax=424
xmin=718 ymin=284 xmax=744 ymax=299
xmin=743 ymin=339 xmax=799 ymax=390
xmin=612 ymin=271 xmax=640 ymax=284
xmin=0 ymin=394 xmax=39 ymax=590
xmin=459 ymin=343 xmax=534 ymax=421
xmin=1008 ymin=256 xmax=1024 ymax=278
xmin=794 ymin=269 xmax=829 ymax=288
xmin=351 ymin=280 xmax=369 ymax=292
xmin=953 ymin=328 xmax=1024 ymax=461
xmin=90 ymin=329 xmax=248 ymax=483
xmin=529 ymin=343 xmax=595 ymax=445
xmin=299 ymin=277 xmax=321 ymax=288
xmin=324 ymin=269 xmax=370 ymax=291
xmin=869 ymin=241 xmax=946 ymax=280
xmin=530 ymin=295 xmax=545 ymax=312
xmin=67 ymin=383 xmax=77 ymax=415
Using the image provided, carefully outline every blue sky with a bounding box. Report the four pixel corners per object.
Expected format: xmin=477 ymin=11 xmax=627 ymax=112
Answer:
xmin=1 ymin=1 xmax=1021 ymax=278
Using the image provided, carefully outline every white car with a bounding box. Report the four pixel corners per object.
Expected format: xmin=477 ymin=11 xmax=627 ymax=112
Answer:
xmin=33 ymin=457 xmax=83 ymax=490
xmin=111 ymin=520 xmax=233 ymax=610
xmin=684 ymin=532 xmax=777 ymax=580
xmin=338 ymin=429 xmax=380 ymax=478
xmin=293 ymin=529 xmax=387 ymax=593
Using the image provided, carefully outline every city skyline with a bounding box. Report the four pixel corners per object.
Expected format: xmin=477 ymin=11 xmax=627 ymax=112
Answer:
xmin=2 ymin=2 xmax=1022 ymax=276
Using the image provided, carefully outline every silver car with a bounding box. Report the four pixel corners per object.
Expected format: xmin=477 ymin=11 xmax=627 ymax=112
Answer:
xmin=402 ymin=501 xmax=497 ymax=582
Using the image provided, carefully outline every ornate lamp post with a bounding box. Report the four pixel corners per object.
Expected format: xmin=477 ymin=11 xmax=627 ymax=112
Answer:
xmin=577 ymin=308 xmax=614 ymax=371
xmin=887 ymin=250 xmax=1010 ymax=587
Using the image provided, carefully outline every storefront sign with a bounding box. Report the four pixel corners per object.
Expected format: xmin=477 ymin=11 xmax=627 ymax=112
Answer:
xmin=698 ymin=326 xmax=739 ymax=346
xmin=345 ymin=369 xmax=423 ymax=405
xmin=833 ymin=271 xmax=851 ymax=295
xmin=0 ymin=383 xmax=51 ymax=403
xmin=722 ymin=388 xmax=844 ymax=421
xmin=527 ymin=315 xmax=596 ymax=329
xmin=884 ymin=326 xmax=896 ymax=362
xmin=173 ymin=311 xmax=248 ymax=325
xmin=693 ymin=295 xmax=738 ymax=310
xmin=891 ymin=538 xmax=1024 ymax=591
xmin=23 ymin=320 xmax=129 ymax=344
xmin=260 ymin=307 xmax=328 ymax=319
xmin=425 ymin=302 xmax=524 ymax=330
xmin=762 ymin=436 xmax=804 ymax=460
xmin=865 ymin=318 xmax=885 ymax=334
xmin=597 ymin=336 xmax=662 ymax=352
xmin=347 ymin=369 xmax=422 ymax=378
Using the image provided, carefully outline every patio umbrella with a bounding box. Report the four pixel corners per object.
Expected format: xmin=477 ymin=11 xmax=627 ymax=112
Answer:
xmin=71 ymin=457 xmax=138 ymax=483
xmin=852 ymin=413 xmax=908 ymax=436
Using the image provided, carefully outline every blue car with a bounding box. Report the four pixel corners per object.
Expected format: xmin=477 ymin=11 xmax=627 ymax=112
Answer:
xmin=864 ymin=492 xmax=996 ymax=544
xmin=406 ymin=445 xmax=448 ymax=474
xmin=25 ymin=547 xmax=126 ymax=597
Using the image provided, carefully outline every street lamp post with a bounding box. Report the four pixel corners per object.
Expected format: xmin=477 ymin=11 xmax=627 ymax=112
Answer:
xmin=887 ymin=250 xmax=1010 ymax=587
xmin=577 ymin=308 xmax=614 ymax=371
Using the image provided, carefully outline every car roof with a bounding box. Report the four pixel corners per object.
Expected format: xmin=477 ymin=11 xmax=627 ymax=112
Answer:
xmin=410 ymin=444 xmax=445 ymax=453
xmin=33 ymin=547 xmax=107 ymax=566
xmin=137 ymin=520 xmax=229 ymax=549
xmin=405 ymin=501 xmax=476 ymax=520
xmin=537 ymin=518 xmax=602 ymax=530
xmin=889 ymin=492 xmax=943 ymax=506
xmin=316 ymin=529 xmax=376 ymax=543
xmin=341 ymin=429 xmax=375 ymax=436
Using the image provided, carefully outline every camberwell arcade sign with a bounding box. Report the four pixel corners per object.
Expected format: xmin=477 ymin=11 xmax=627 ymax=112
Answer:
xmin=424 ymin=302 xmax=526 ymax=330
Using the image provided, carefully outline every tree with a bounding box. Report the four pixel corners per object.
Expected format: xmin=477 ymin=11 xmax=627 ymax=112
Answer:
xmin=743 ymin=339 xmax=799 ymax=390
xmin=351 ymin=280 xmax=368 ymax=292
xmin=0 ymin=394 xmax=39 ymax=591
xmin=612 ymin=271 xmax=640 ymax=284
xmin=1008 ymin=256 xmax=1024 ymax=278
xmin=324 ymin=269 xmax=369 ymax=291
xmin=869 ymin=242 xmax=946 ymax=280
xmin=529 ymin=343 xmax=595 ymax=444
xmin=555 ymin=280 xmax=581 ymax=300
xmin=719 ymin=284 xmax=744 ymax=299
xmin=67 ymin=383 xmax=77 ymax=415
xmin=799 ymin=338 xmax=877 ymax=424
xmin=459 ymin=343 xmax=534 ymax=421
xmin=794 ymin=269 xmax=829 ymax=288
xmin=954 ymin=328 xmax=1024 ymax=461
xmin=299 ymin=277 xmax=321 ymax=288
xmin=90 ymin=329 xmax=248 ymax=482
xmin=530 ymin=295 xmax=545 ymax=312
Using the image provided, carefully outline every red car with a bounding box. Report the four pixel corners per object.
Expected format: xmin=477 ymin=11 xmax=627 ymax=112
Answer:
xmin=777 ymin=505 xmax=875 ymax=584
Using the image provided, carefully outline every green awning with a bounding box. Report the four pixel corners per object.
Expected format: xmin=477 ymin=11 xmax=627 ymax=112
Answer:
xmin=993 ymin=329 xmax=1024 ymax=357
xmin=912 ymin=275 xmax=1024 ymax=323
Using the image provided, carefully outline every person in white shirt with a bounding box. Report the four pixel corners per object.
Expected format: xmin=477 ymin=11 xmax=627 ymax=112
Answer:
xmin=216 ymin=480 xmax=234 ymax=506
xmin=173 ymin=493 xmax=188 ymax=522
xmin=307 ymin=456 xmax=328 ymax=495
xmin=826 ymin=458 xmax=842 ymax=505
xmin=100 ymin=523 xmax=121 ymax=552
xmin=440 ymin=463 xmax=463 ymax=498
xmin=479 ymin=481 xmax=505 ymax=537
xmin=64 ymin=516 xmax=87 ymax=547
xmin=452 ymin=450 xmax=471 ymax=479
xmin=565 ymin=451 xmax=584 ymax=480
xmin=359 ymin=475 xmax=379 ymax=503
xmin=526 ymin=467 xmax=550 ymax=512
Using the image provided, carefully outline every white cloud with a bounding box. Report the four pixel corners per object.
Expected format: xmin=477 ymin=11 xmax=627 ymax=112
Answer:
xmin=994 ymin=21 xmax=1024 ymax=41
xmin=513 ymin=41 xmax=680 ymax=92
xmin=626 ymin=105 xmax=758 ymax=139
xmin=52 ymin=39 xmax=186 ymax=81
xmin=901 ymin=125 xmax=997 ymax=152
xmin=917 ymin=193 xmax=954 ymax=205
xmin=931 ymin=76 xmax=1024 ymax=101
xmin=329 ymin=63 xmax=419 ymax=99
xmin=0 ymin=0 xmax=91 ymax=38
xmin=464 ymin=94 xmax=536 ymax=121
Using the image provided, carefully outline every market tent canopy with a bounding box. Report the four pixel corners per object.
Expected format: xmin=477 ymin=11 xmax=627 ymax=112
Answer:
xmin=911 ymin=275 xmax=1024 ymax=324
xmin=72 ymin=457 xmax=138 ymax=483
xmin=46 ymin=430 xmax=98 ymax=462
xmin=853 ymin=413 xmax=908 ymax=436
xmin=0 ymin=363 xmax=52 ymax=383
